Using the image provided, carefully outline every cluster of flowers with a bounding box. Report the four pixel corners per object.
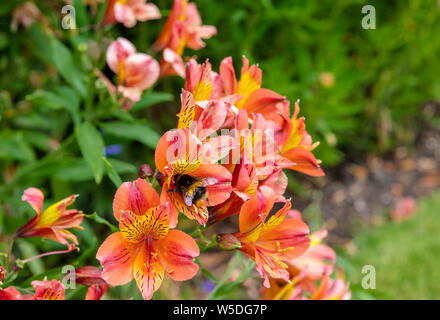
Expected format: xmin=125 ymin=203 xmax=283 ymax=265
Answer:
xmin=1 ymin=0 xmax=350 ymax=300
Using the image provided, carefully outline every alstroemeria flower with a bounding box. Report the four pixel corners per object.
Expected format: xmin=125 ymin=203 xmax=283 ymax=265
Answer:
xmin=154 ymin=0 xmax=216 ymax=52
xmin=155 ymin=128 xmax=233 ymax=226
xmin=103 ymin=0 xmax=160 ymax=28
xmin=288 ymin=229 xmax=336 ymax=282
xmin=75 ymin=266 xmax=110 ymax=300
xmin=184 ymin=59 xmax=223 ymax=102
xmin=309 ymin=276 xmax=351 ymax=300
xmin=0 ymin=265 xmax=5 ymax=284
xmin=31 ymin=279 xmax=65 ymax=300
xmin=0 ymin=287 xmax=23 ymax=300
xmin=15 ymin=188 xmax=84 ymax=249
xmin=278 ymin=101 xmax=324 ymax=177
xmin=154 ymin=0 xmax=216 ymax=78
xmin=96 ymin=178 xmax=200 ymax=300
xmin=159 ymin=48 xmax=186 ymax=78
xmin=220 ymin=56 xmax=262 ymax=108
xmin=259 ymin=213 xmax=351 ymax=301
xmin=0 ymin=279 xmax=66 ymax=300
xmin=210 ymin=166 xmax=287 ymax=224
xmin=106 ymin=37 xmax=160 ymax=103
xmin=225 ymin=197 xmax=310 ymax=287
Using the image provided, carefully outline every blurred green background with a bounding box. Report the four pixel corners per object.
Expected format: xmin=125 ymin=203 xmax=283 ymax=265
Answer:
xmin=0 ymin=0 xmax=439 ymax=299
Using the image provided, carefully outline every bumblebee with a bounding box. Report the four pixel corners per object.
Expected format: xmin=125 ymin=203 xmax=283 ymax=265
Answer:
xmin=170 ymin=174 xmax=207 ymax=206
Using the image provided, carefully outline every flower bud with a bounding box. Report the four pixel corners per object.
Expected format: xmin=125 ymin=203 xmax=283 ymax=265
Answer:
xmin=138 ymin=164 xmax=154 ymax=179
xmin=217 ymin=234 xmax=241 ymax=250
xmin=0 ymin=265 xmax=6 ymax=283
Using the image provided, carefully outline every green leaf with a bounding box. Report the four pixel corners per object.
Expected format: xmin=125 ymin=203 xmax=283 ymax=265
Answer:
xmin=22 ymin=130 xmax=52 ymax=151
xmin=16 ymin=239 xmax=45 ymax=276
xmin=73 ymin=0 xmax=89 ymax=29
xmin=75 ymin=122 xmax=105 ymax=184
xmin=103 ymin=157 xmax=122 ymax=187
xmin=28 ymin=25 xmax=87 ymax=98
xmin=208 ymin=252 xmax=255 ymax=300
xmin=51 ymin=158 xmax=136 ymax=182
xmin=130 ymin=92 xmax=174 ymax=112
xmin=0 ymin=0 xmax=24 ymax=17
xmin=50 ymin=37 xmax=88 ymax=98
xmin=26 ymin=86 xmax=80 ymax=116
xmin=100 ymin=121 xmax=160 ymax=149
xmin=0 ymin=131 xmax=36 ymax=162
xmin=22 ymin=266 xmax=64 ymax=287
xmin=84 ymin=212 xmax=118 ymax=233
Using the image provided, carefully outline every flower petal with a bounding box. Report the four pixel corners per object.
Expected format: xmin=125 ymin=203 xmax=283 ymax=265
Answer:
xmin=155 ymin=229 xmax=199 ymax=281
xmin=96 ymin=232 xmax=140 ymax=286
xmin=112 ymin=179 xmax=160 ymax=221
xmin=22 ymin=187 xmax=44 ymax=215
xmin=106 ymin=37 xmax=136 ymax=74
xmin=133 ymin=240 xmax=164 ymax=300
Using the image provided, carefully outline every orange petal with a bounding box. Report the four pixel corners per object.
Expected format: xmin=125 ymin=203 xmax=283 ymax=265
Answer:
xmin=238 ymin=186 xmax=275 ymax=234
xmin=282 ymin=147 xmax=325 ymax=177
xmin=133 ymin=240 xmax=165 ymax=300
xmin=112 ymin=179 xmax=160 ymax=221
xmin=154 ymin=229 xmax=199 ymax=281
xmin=31 ymin=279 xmax=65 ymax=300
xmin=191 ymin=164 xmax=232 ymax=182
xmin=0 ymin=287 xmax=23 ymax=300
xmin=119 ymin=203 xmax=170 ymax=243
xmin=258 ymin=218 xmax=311 ymax=261
xmin=96 ymin=232 xmax=140 ymax=286
xmin=160 ymin=187 xmax=179 ymax=228
xmin=220 ymin=57 xmax=238 ymax=95
xmin=168 ymin=191 xmax=208 ymax=225
xmin=155 ymin=129 xmax=188 ymax=173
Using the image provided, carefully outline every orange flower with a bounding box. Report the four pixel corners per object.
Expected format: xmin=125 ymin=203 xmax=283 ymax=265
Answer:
xmin=15 ymin=188 xmax=84 ymax=249
xmin=154 ymin=0 xmax=216 ymax=78
xmin=31 ymin=279 xmax=65 ymax=300
xmin=222 ymin=196 xmax=310 ymax=287
xmin=0 ymin=286 xmax=23 ymax=300
xmin=0 ymin=265 xmax=5 ymax=284
xmin=220 ymin=56 xmax=262 ymax=108
xmin=278 ymin=101 xmax=324 ymax=177
xmin=0 ymin=279 xmax=66 ymax=300
xmin=184 ymin=59 xmax=223 ymax=101
xmin=96 ymin=178 xmax=200 ymax=300
xmin=261 ymin=227 xmax=339 ymax=300
xmin=75 ymin=266 xmax=110 ymax=300
xmin=154 ymin=0 xmax=216 ymax=52
xmin=103 ymin=0 xmax=160 ymax=28
xmin=309 ymin=276 xmax=351 ymax=300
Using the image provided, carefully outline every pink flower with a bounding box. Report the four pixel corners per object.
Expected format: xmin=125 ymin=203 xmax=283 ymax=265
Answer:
xmin=106 ymin=37 xmax=160 ymax=103
xmin=104 ymin=0 xmax=161 ymax=28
